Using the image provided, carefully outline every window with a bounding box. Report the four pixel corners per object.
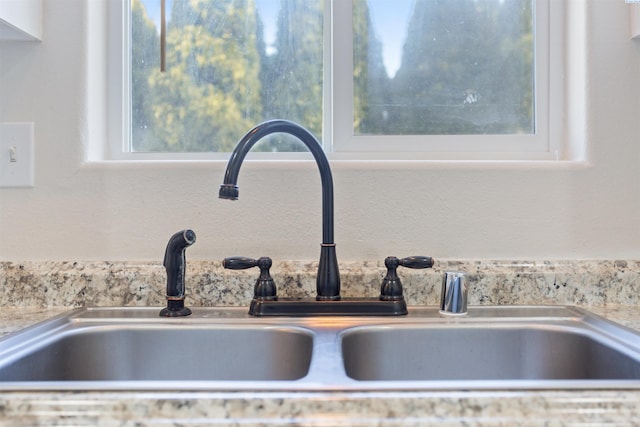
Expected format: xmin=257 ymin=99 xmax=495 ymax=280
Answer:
xmin=109 ymin=0 xmax=563 ymax=160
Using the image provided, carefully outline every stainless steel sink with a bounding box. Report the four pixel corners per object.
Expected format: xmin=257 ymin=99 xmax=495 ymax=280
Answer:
xmin=0 ymin=325 xmax=312 ymax=382
xmin=0 ymin=308 xmax=314 ymax=387
xmin=0 ymin=305 xmax=639 ymax=390
xmin=341 ymin=324 xmax=640 ymax=381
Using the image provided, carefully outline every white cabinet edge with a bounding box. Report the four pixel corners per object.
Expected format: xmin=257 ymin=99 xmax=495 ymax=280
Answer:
xmin=631 ymin=3 xmax=640 ymax=39
xmin=0 ymin=0 xmax=42 ymax=41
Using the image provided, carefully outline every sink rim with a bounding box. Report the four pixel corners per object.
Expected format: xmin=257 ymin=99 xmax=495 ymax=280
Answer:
xmin=0 ymin=305 xmax=639 ymax=391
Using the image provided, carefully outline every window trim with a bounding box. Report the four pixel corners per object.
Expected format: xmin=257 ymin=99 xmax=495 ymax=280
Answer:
xmin=104 ymin=0 xmax=566 ymax=162
xmin=106 ymin=0 xmax=129 ymax=161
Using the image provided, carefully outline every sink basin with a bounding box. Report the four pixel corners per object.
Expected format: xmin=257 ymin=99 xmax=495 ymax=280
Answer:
xmin=0 ymin=308 xmax=313 ymax=386
xmin=341 ymin=324 xmax=640 ymax=381
xmin=0 ymin=305 xmax=639 ymax=390
xmin=0 ymin=325 xmax=312 ymax=382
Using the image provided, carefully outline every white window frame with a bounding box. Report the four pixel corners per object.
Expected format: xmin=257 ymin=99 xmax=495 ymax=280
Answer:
xmin=104 ymin=0 xmax=566 ymax=161
xmin=106 ymin=0 xmax=131 ymax=161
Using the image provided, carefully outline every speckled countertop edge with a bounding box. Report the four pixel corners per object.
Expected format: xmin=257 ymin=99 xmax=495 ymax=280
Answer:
xmin=1 ymin=388 xmax=640 ymax=427
xmin=1 ymin=260 xmax=640 ymax=426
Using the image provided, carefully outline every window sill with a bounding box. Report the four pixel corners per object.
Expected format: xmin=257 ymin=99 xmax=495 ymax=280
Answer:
xmin=79 ymin=157 xmax=592 ymax=173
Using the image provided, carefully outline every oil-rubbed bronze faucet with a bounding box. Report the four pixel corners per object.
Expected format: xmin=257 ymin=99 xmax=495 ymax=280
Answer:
xmin=220 ymin=120 xmax=434 ymax=316
xmin=219 ymin=120 xmax=341 ymax=301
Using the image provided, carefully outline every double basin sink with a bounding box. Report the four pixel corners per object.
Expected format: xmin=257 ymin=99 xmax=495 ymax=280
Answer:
xmin=0 ymin=305 xmax=639 ymax=390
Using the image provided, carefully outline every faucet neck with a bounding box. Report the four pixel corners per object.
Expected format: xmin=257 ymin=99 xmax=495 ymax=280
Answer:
xmin=222 ymin=120 xmax=335 ymax=244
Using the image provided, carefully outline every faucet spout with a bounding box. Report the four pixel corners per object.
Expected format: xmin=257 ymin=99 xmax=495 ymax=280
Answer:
xmin=219 ymin=120 xmax=340 ymax=300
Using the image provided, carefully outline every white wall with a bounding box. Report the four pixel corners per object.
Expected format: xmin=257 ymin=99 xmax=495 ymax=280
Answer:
xmin=1 ymin=0 xmax=640 ymax=263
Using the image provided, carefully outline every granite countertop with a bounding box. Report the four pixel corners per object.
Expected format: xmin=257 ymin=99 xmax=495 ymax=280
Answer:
xmin=0 ymin=260 xmax=640 ymax=426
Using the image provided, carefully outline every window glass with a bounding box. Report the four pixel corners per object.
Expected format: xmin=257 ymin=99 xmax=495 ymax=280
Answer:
xmin=129 ymin=0 xmax=539 ymax=155
xmin=353 ymin=0 xmax=534 ymax=136
xmin=131 ymin=0 xmax=323 ymax=153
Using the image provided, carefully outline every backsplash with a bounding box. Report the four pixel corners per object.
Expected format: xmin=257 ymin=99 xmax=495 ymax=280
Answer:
xmin=1 ymin=260 xmax=638 ymax=308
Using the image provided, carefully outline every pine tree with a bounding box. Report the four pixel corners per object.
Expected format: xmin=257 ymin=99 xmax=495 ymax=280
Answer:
xmin=131 ymin=0 xmax=160 ymax=151
xmin=260 ymin=0 xmax=324 ymax=151
xmin=392 ymin=0 xmax=533 ymax=135
xmin=148 ymin=0 xmax=263 ymax=151
xmin=353 ymin=0 xmax=391 ymax=135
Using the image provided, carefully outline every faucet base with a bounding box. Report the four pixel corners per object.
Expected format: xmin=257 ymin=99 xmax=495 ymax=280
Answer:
xmin=159 ymin=298 xmax=192 ymax=317
xmin=249 ymin=297 xmax=407 ymax=316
